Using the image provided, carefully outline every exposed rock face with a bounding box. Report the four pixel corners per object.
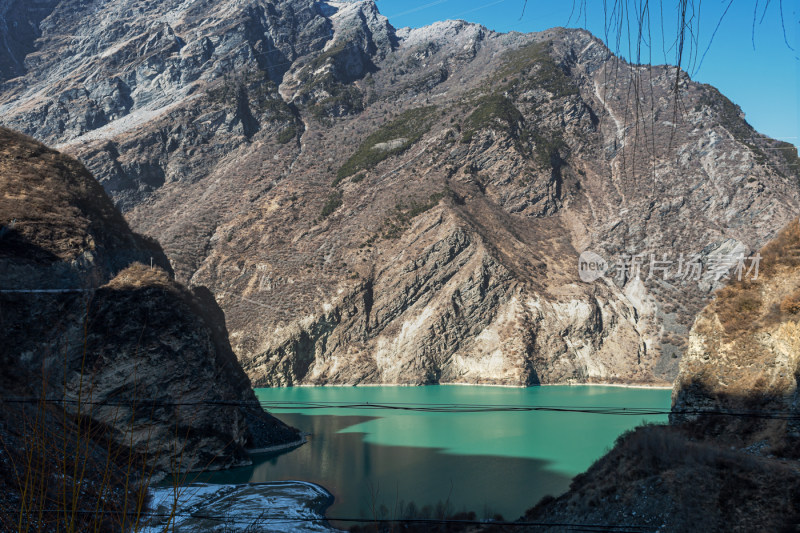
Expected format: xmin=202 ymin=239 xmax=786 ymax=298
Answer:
xmin=241 ymin=211 xmax=655 ymax=386
xmin=1 ymin=0 xmax=798 ymax=387
xmin=0 ymin=0 xmax=59 ymax=82
xmin=0 ymin=127 xmax=299 ymax=475
xmin=672 ymin=218 xmax=800 ymax=453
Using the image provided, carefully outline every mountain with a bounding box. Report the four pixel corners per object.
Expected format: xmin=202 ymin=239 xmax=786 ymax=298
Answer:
xmin=522 ymin=219 xmax=800 ymax=532
xmin=0 ymin=127 xmax=299 ymax=484
xmin=1 ymin=0 xmax=798 ymax=387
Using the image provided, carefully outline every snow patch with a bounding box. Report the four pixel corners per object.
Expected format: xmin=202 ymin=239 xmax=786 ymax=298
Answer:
xmin=141 ymin=481 xmax=337 ymax=532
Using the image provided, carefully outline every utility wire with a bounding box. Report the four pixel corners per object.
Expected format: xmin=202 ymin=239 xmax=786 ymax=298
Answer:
xmin=3 ymin=397 xmax=798 ymax=421
xmin=14 ymin=508 xmax=659 ymax=531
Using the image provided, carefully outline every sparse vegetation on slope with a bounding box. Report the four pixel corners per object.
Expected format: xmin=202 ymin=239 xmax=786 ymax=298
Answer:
xmin=496 ymin=40 xmax=579 ymax=99
xmin=461 ymin=93 xmax=525 ymax=144
xmin=336 ymin=106 xmax=438 ymax=180
xmin=277 ymin=125 xmax=298 ymax=144
xmin=310 ymin=82 xmax=364 ymax=119
xmin=714 ymin=218 xmax=800 ymax=335
xmin=382 ymin=191 xmax=447 ymax=239
xmin=321 ymin=191 xmax=343 ymax=218
xmin=780 ymin=289 xmax=800 ymax=314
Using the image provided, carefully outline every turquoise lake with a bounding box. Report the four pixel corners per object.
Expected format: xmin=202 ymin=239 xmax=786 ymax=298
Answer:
xmin=202 ymin=385 xmax=671 ymax=523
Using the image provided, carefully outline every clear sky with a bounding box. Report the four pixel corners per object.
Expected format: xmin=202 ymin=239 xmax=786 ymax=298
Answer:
xmin=378 ymin=0 xmax=799 ymax=149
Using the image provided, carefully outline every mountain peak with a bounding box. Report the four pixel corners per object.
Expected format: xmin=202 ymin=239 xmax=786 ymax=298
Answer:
xmin=324 ymin=0 xmax=397 ymax=56
xmin=396 ymin=19 xmax=487 ymax=48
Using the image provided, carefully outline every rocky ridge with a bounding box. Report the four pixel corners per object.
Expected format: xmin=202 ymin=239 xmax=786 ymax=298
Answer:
xmin=1 ymin=0 xmax=799 ymax=386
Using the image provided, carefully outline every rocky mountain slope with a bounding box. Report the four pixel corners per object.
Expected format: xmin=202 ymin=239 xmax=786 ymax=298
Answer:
xmin=672 ymin=217 xmax=800 ymax=454
xmin=0 ymin=0 xmax=59 ymax=82
xmin=520 ymin=219 xmax=800 ymax=532
xmin=1 ymin=0 xmax=798 ymax=386
xmin=0 ymin=127 xmax=299 ymax=481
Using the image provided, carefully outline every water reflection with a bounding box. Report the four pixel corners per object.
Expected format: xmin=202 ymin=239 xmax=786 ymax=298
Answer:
xmin=201 ymin=413 xmax=573 ymax=521
xmin=202 ymin=385 xmax=671 ymax=522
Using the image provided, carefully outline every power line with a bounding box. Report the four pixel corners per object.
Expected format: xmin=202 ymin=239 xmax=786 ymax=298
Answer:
xmin=3 ymin=397 xmax=798 ymax=421
xmin=14 ymin=508 xmax=659 ymax=531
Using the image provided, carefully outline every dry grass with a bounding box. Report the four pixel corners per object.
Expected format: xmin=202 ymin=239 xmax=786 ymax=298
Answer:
xmin=779 ymin=289 xmax=800 ymax=314
xmin=758 ymin=217 xmax=800 ymax=275
xmin=713 ymin=218 xmax=800 ymax=335
xmin=104 ymin=263 xmax=173 ymax=291
xmin=714 ymin=285 xmax=763 ymax=333
xmin=0 ymin=128 xmax=134 ymax=262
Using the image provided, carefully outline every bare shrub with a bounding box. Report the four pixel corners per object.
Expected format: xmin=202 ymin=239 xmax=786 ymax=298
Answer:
xmin=779 ymin=289 xmax=800 ymax=315
xmin=714 ymin=286 xmax=762 ymax=334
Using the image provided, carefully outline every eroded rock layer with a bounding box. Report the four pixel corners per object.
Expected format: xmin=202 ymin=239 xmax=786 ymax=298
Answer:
xmin=2 ymin=0 xmax=798 ymax=386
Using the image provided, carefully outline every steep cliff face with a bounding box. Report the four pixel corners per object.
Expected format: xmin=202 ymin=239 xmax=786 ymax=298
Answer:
xmin=0 ymin=0 xmax=59 ymax=82
xmin=0 ymin=128 xmax=299 ymax=476
xmin=672 ymin=218 xmax=800 ymax=454
xmin=1 ymin=0 xmax=798 ymax=386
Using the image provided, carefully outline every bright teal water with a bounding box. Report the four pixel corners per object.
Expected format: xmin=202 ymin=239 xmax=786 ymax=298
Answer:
xmin=203 ymin=385 xmax=670 ymax=522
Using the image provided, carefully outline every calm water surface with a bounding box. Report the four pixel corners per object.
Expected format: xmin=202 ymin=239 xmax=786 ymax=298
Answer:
xmin=203 ymin=385 xmax=670 ymax=522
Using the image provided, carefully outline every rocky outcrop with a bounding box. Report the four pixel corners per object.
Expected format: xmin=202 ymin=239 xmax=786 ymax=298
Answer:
xmin=0 ymin=127 xmax=299 ymax=477
xmin=1 ymin=1 xmax=799 ymax=387
xmin=671 ymin=218 xmax=800 ymax=454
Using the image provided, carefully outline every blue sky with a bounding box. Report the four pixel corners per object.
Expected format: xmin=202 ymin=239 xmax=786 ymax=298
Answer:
xmin=378 ymin=0 xmax=799 ymax=149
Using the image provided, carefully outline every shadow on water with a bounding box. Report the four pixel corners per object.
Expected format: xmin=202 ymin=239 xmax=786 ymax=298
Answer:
xmin=198 ymin=413 xmax=573 ymax=524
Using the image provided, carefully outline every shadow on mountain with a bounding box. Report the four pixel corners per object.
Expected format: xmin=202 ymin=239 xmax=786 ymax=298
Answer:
xmin=671 ymin=381 xmax=800 ymax=460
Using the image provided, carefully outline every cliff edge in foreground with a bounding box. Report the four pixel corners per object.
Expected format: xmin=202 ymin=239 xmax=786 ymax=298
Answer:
xmin=0 ymin=127 xmax=299 ymax=527
xmin=672 ymin=218 xmax=800 ymax=455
